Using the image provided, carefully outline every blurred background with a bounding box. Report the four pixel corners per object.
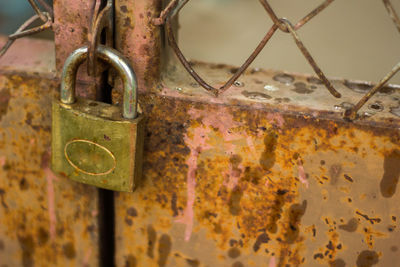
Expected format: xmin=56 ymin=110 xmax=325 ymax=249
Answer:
xmin=1 ymin=0 xmax=399 ymax=83
xmin=0 ymin=0 xmax=53 ymax=38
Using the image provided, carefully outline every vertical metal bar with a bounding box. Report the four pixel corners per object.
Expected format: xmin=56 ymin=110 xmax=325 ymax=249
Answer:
xmin=53 ymin=0 xmax=99 ymax=99
xmin=114 ymin=0 xmax=162 ymax=91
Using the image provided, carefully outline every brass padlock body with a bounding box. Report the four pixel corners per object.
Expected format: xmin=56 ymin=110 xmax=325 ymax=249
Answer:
xmin=52 ymin=45 xmax=144 ymax=192
xmin=52 ymin=98 xmax=144 ymax=191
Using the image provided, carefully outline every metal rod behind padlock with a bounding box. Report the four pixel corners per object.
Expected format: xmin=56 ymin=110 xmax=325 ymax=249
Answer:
xmin=60 ymin=45 xmax=138 ymax=119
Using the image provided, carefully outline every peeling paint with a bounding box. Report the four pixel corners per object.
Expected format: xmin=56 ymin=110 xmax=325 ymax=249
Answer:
xmin=176 ymin=126 xmax=211 ymax=241
xmin=223 ymin=160 xmax=244 ymax=190
xmin=82 ymin=248 xmax=92 ymax=267
xmin=45 ymin=167 xmax=58 ymax=242
xmin=297 ymin=159 xmax=309 ymax=188
xmin=266 ymin=113 xmax=285 ymax=129
xmin=0 ymin=156 xmax=5 ymax=167
xmin=269 ymin=256 xmax=276 ymax=267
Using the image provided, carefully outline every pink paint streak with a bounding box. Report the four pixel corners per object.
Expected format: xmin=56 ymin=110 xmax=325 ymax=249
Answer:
xmin=223 ymin=163 xmax=244 ymax=190
xmin=246 ymin=136 xmax=259 ymax=159
xmin=176 ymin=126 xmax=211 ymax=241
xmin=269 ymin=256 xmax=276 ymax=267
xmin=175 ymin=150 xmax=198 ymax=241
xmin=91 ymin=209 xmax=98 ymax=217
xmin=189 ymin=107 xmax=245 ymax=156
xmin=188 ymin=108 xmax=242 ymax=137
xmin=266 ymin=113 xmax=285 ymax=129
xmin=82 ymin=248 xmax=92 ymax=267
xmin=0 ymin=156 xmax=5 ymax=167
xmin=297 ymin=159 xmax=309 ymax=188
xmin=177 ymin=108 xmax=248 ymax=241
xmin=45 ymin=167 xmax=58 ymax=242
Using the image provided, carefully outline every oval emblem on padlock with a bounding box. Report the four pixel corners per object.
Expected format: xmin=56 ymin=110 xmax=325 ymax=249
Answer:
xmin=64 ymin=139 xmax=116 ymax=176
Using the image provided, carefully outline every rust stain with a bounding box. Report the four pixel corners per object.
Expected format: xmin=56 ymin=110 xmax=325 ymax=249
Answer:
xmin=330 ymin=258 xmax=346 ymax=267
xmin=292 ymin=82 xmax=314 ymax=94
xmin=0 ymin=88 xmax=11 ymax=121
xmin=124 ymin=254 xmax=137 ymax=267
xmin=259 ymin=129 xmax=278 ymax=171
xmin=284 ymin=200 xmax=307 ymax=243
xmin=0 ymin=188 xmax=8 ymax=209
xmin=18 ymin=235 xmax=35 ymax=267
xmin=356 ymin=250 xmax=379 ymax=267
xmin=228 ymin=186 xmax=243 ymax=216
xmin=37 ymin=227 xmax=49 ymax=245
xmin=170 ymin=192 xmax=178 ymax=217
xmin=127 ymin=207 xmax=138 ymax=217
xmin=380 ymin=149 xmax=400 ymax=198
xmin=157 ymin=234 xmax=171 ymax=267
xmin=266 ymin=189 xmax=288 ymax=234
xmin=242 ymin=90 xmax=272 ymax=100
xmin=62 ymin=242 xmax=76 ymax=259
xmin=355 ymin=211 xmax=382 ymax=225
xmin=329 ymin=164 xmax=342 ymax=185
xmin=227 ymin=247 xmax=241 ymax=259
xmin=232 ymin=262 xmax=244 ymax=267
xmin=224 ymin=155 xmax=243 ymax=190
xmin=343 ymin=174 xmax=354 ymax=183
xmin=185 ymin=258 xmax=200 ymax=267
xmin=338 ymin=218 xmax=359 ymax=232
xmin=253 ymin=232 xmax=270 ymax=252
xmin=361 ymin=227 xmax=386 ymax=249
xmin=147 ymin=225 xmax=157 ymax=258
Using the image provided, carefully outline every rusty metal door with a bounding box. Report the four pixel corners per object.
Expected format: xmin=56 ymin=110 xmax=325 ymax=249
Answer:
xmin=1 ymin=1 xmax=400 ymax=266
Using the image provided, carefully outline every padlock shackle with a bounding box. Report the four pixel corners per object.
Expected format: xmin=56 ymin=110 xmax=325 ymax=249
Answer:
xmin=61 ymin=45 xmax=138 ymax=119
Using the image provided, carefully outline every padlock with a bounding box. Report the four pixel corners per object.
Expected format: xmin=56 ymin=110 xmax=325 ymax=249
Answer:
xmin=51 ymin=45 xmax=144 ymax=192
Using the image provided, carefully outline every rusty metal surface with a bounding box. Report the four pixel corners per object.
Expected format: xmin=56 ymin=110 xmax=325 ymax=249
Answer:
xmin=53 ymin=0 xmax=92 ymax=73
xmin=2 ymin=2 xmax=400 ymax=266
xmin=53 ymin=0 xmax=102 ymax=100
xmin=0 ymin=37 xmax=99 ymax=266
xmin=115 ymin=61 xmax=400 ymax=266
xmin=0 ymin=36 xmax=55 ymax=78
xmin=160 ymin=61 xmax=400 ymax=125
xmin=114 ymin=0 xmax=162 ymax=91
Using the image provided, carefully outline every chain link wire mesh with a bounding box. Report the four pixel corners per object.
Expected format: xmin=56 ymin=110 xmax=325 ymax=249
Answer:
xmin=0 ymin=0 xmax=53 ymax=58
xmin=0 ymin=0 xmax=399 ymax=120
xmin=156 ymin=0 xmax=400 ymax=119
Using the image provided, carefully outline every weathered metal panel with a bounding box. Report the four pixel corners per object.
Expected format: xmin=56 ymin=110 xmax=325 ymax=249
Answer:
xmin=0 ymin=37 xmax=99 ymax=266
xmin=115 ymin=62 xmax=400 ymax=266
